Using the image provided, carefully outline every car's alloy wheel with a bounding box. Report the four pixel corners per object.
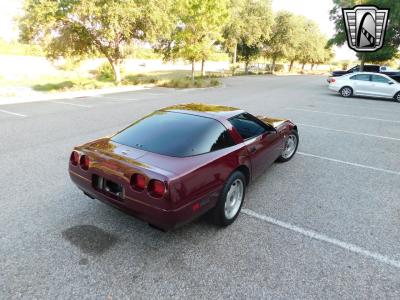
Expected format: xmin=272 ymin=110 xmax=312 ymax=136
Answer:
xmin=210 ymin=171 xmax=246 ymax=226
xmin=340 ymin=86 xmax=352 ymax=97
xmin=224 ymin=179 xmax=244 ymax=220
xmin=277 ymin=131 xmax=299 ymax=162
xmin=281 ymin=134 xmax=297 ymax=159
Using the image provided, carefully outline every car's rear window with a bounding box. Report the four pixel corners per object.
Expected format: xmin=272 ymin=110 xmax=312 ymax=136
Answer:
xmin=111 ymin=111 xmax=235 ymax=157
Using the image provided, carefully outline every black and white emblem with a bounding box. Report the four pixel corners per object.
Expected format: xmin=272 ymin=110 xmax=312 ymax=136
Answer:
xmin=342 ymin=6 xmax=389 ymax=52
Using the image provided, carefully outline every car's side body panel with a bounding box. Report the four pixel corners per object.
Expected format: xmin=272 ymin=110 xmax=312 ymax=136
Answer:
xmin=329 ymin=72 xmax=400 ymax=99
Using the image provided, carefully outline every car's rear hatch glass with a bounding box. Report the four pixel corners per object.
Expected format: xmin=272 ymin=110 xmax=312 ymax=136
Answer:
xmin=111 ymin=111 xmax=230 ymax=157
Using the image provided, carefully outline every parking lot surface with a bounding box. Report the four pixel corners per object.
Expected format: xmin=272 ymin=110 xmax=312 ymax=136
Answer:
xmin=1 ymin=75 xmax=400 ymax=299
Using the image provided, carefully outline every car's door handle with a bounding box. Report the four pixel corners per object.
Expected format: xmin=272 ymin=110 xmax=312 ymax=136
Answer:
xmin=250 ymin=146 xmax=257 ymax=153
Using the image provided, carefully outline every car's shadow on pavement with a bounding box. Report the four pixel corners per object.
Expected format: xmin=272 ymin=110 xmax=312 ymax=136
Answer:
xmin=61 ymin=198 xmax=222 ymax=257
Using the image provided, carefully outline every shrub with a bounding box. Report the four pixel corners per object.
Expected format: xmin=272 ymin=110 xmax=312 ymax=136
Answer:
xmin=273 ymin=64 xmax=285 ymax=72
xmin=33 ymin=81 xmax=74 ymax=91
xmin=32 ymin=78 xmax=114 ymax=92
xmin=122 ymin=74 xmax=159 ymax=85
xmin=160 ymin=77 xmax=220 ymax=88
xmin=96 ymin=62 xmax=115 ymax=81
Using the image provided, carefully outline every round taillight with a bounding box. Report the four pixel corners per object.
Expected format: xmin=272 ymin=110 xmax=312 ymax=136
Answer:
xmin=80 ymin=155 xmax=90 ymax=170
xmin=131 ymin=174 xmax=146 ymax=190
xmin=148 ymin=180 xmax=165 ymax=198
xmin=70 ymin=151 xmax=79 ymax=166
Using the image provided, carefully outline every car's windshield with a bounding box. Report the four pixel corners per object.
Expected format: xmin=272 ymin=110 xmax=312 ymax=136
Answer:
xmin=111 ymin=111 xmax=235 ymax=157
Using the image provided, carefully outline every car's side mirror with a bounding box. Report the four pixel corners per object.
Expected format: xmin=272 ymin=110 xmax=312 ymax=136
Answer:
xmin=388 ymin=81 xmax=395 ymax=85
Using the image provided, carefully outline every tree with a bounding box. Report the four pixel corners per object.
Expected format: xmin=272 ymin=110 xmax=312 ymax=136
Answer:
xmin=19 ymin=0 xmax=173 ymax=84
xmin=156 ymin=0 xmax=229 ymax=80
xmin=329 ymin=0 xmax=400 ymax=70
xmin=236 ymin=43 xmax=260 ymax=73
xmin=286 ymin=16 xmax=307 ymax=72
xmin=294 ymin=19 xmax=323 ymax=70
xmin=309 ymin=36 xmax=334 ymax=69
xmin=264 ymin=11 xmax=300 ymax=72
xmin=223 ymin=0 xmax=273 ymax=73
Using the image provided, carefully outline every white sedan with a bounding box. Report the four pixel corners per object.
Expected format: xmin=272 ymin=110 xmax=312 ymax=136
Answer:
xmin=328 ymin=72 xmax=400 ymax=102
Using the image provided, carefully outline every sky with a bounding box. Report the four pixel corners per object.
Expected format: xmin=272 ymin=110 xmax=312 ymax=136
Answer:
xmin=0 ymin=0 xmax=23 ymax=41
xmin=0 ymin=0 xmax=357 ymax=61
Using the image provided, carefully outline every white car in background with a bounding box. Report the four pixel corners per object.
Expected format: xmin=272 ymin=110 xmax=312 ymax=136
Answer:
xmin=328 ymin=72 xmax=400 ymax=102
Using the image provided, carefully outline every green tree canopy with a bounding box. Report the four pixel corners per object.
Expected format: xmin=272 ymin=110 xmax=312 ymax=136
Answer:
xmin=223 ymin=0 xmax=273 ymax=73
xmin=19 ymin=0 xmax=173 ymax=83
xmin=264 ymin=11 xmax=300 ymax=72
xmin=156 ymin=0 xmax=229 ymax=80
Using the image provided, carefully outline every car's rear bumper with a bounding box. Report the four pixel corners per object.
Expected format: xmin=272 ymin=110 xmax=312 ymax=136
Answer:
xmin=69 ymin=170 xmax=217 ymax=230
xmin=328 ymin=85 xmax=340 ymax=92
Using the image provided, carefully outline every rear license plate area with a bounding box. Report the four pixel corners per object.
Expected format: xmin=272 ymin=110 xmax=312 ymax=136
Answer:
xmin=93 ymin=174 xmax=124 ymax=200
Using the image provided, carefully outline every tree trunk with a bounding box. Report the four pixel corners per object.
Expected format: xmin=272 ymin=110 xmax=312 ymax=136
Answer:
xmin=271 ymin=58 xmax=276 ymax=73
xmin=360 ymin=54 xmax=365 ymax=71
xmin=191 ymin=60 xmax=195 ymax=81
xmin=232 ymin=43 xmax=238 ymax=76
xmin=201 ymin=59 xmax=205 ymax=77
xmin=302 ymin=63 xmax=306 ymax=70
xmin=245 ymin=60 xmax=249 ymax=74
xmin=109 ymin=59 xmax=121 ymax=85
xmin=233 ymin=43 xmax=237 ymax=65
xmin=311 ymin=63 xmax=314 ymax=70
xmin=289 ymin=60 xmax=294 ymax=72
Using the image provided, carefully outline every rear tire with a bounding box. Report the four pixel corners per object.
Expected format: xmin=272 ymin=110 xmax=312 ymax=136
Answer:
xmin=211 ymin=171 xmax=246 ymax=227
xmin=394 ymin=92 xmax=400 ymax=103
xmin=340 ymin=86 xmax=353 ymax=97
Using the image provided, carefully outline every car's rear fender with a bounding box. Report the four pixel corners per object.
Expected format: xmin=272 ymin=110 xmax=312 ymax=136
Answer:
xmin=167 ymin=146 xmax=251 ymax=212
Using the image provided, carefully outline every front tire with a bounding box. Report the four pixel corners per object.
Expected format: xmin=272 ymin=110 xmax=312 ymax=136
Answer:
xmin=277 ymin=130 xmax=299 ymax=162
xmin=211 ymin=171 xmax=246 ymax=227
xmin=394 ymin=92 xmax=400 ymax=103
xmin=340 ymin=86 xmax=353 ymax=97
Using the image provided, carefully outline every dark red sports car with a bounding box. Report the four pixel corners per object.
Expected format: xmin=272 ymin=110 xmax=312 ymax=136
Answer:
xmin=69 ymin=103 xmax=298 ymax=230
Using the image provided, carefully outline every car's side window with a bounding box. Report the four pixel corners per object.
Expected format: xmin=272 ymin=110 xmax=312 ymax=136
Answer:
xmin=229 ymin=113 xmax=267 ymax=140
xmin=210 ymin=130 xmax=236 ymax=152
xmin=371 ymin=75 xmax=390 ymax=83
xmin=352 ymin=74 xmax=370 ymax=81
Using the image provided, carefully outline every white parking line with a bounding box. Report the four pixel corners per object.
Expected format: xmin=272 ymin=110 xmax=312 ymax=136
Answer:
xmin=298 ymin=152 xmax=400 ymax=175
xmin=317 ymin=101 xmax=400 ymax=114
xmin=52 ymin=101 xmax=92 ymax=108
xmin=241 ymin=209 xmax=400 ymax=269
xmin=95 ymin=96 xmax=137 ymax=101
xmin=298 ymin=123 xmax=400 ymax=141
xmin=289 ymin=108 xmax=400 ymax=123
xmin=0 ymin=109 xmax=26 ymax=117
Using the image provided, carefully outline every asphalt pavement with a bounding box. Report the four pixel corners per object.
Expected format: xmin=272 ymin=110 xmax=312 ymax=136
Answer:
xmin=1 ymin=75 xmax=400 ymax=299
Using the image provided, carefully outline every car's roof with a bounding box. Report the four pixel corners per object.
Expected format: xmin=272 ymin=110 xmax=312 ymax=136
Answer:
xmin=160 ymin=103 xmax=244 ymax=120
xmin=347 ymin=71 xmax=389 ymax=76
